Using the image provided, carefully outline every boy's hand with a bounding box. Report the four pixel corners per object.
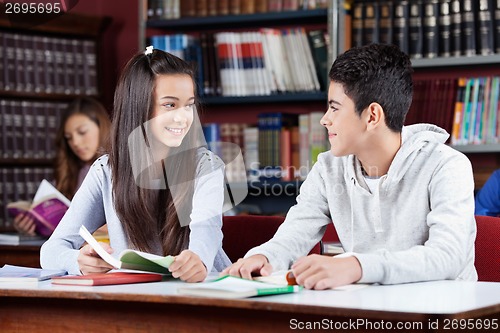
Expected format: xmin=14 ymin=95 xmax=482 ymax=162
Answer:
xmin=221 ymin=254 xmax=273 ymax=280
xmin=291 ymin=254 xmax=362 ymax=290
xmin=77 ymin=242 xmax=114 ymax=275
xmin=169 ymin=250 xmax=207 ymax=283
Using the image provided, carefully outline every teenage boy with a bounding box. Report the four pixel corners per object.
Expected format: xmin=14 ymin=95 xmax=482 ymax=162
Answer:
xmin=223 ymin=43 xmax=477 ymax=289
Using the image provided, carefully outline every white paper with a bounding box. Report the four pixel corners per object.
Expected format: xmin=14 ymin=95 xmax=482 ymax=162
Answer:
xmin=79 ymin=225 xmax=121 ymax=268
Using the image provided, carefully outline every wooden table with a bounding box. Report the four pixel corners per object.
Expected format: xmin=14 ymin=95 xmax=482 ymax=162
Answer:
xmin=0 ymin=244 xmax=42 ymax=268
xmin=1 ymin=279 xmax=499 ymax=332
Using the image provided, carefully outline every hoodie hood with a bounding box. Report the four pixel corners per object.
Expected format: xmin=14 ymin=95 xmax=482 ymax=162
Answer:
xmin=347 ymin=123 xmax=450 ymax=189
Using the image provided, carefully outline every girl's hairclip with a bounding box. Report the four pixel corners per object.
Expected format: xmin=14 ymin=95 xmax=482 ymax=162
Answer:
xmin=145 ymin=45 xmax=154 ymax=55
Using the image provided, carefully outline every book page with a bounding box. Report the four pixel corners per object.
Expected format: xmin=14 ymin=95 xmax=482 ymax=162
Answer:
xmin=118 ymin=250 xmax=174 ymax=274
xmin=0 ymin=264 xmax=66 ymax=282
xmin=79 ymin=225 xmax=122 ymax=268
xmin=33 ymin=179 xmax=71 ymax=207
xmin=6 ymin=201 xmax=31 ymax=216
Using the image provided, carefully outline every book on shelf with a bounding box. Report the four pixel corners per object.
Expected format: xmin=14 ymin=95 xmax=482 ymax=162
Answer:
xmin=177 ymin=274 xmax=301 ymax=299
xmin=494 ymin=0 xmax=500 ymax=54
xmin=79 ymin=225 xmax=174 ymax=275
xmin=6 ymin=179 xmax=70 ymax=237
xmin=422 ymin=0 xmax=439 ymax=58
xmin=409 ymin=0 xmax=423 ymax=59
xmin=363 ymin=0 xmax=380 ymax=45
xmin=450 ymin=0 xmax=462 ymax=56
xmin=461 ymin=0 xmax=476 ymax=56
xmin=307 ymin=30 xmax=328 ymax=91
xmin=0 ymin=264 xmax=66 ymax=283
xmin=51 ymin=271 xmax=165 ymax=286
xmin=393 ymin=0 xmax=410 ymax=54
xmin=378 ymin=0 xmax=393 ymax=45
xmin=476 ymin=0 xmax=495 ymax=56
xmin=0 ymin=233 xmax=47 ymax=246
xmin=351 ymin=0 xmax=364 ymax=47
xmin=438 ymin=0 xmax=451 ymax=57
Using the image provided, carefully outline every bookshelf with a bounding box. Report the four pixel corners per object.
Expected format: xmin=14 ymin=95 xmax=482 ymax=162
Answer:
xmin=0 ymin=11 xmax=109 ymax=231
xmin=347 ymin=0 xmax=500 ymax=188
xmin=140 ymin=0 xmax=500 ymax=212
xmin=140 ymin=0 xmax=338 ymax=215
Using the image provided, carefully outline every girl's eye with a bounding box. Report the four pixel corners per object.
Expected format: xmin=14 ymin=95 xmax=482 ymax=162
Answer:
xmin=163 ymin=103 xmax=175 ymax=109
xmin=185 ymin=103 xmax=195 ymax=110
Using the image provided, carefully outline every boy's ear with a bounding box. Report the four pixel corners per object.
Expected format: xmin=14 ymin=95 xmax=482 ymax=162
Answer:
xmin=365 ymin=102 xmax=384 ymax=129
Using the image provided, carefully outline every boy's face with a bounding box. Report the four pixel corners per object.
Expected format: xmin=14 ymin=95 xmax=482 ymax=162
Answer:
xmin=321 ymin=81 xmax=366 ymax=157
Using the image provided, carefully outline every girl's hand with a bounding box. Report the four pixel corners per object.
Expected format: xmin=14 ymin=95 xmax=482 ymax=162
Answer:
xmin=169 ymin=250 xmax=207 ymax=283
xmin=77 ymin=242 xmax=114 ymax=275
xmin=13 ymin=213 xmax=36 ymax=236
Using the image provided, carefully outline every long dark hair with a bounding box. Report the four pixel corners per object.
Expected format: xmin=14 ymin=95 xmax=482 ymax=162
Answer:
xmin=55 ymin=97 xmax=111 ymax=199
xmin=110 ymin=49 xmax=201 ymax=256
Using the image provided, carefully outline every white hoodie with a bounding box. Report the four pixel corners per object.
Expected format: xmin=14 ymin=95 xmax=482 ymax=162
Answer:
xmin=246 ymin=124 xmax=477 ymax=284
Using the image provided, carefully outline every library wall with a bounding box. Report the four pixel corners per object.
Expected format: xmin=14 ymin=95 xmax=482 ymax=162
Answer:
xmin=69 ymin=0 xmax=140 ymax=110
xmin=0 ymin=7 xmax=109 ymax=231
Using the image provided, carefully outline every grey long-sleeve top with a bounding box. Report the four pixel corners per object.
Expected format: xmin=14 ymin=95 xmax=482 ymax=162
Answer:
xmin=41 ymin=148 xmax=231 ymax=275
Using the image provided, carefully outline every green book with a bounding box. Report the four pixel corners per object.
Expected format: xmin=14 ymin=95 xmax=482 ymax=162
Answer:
xmin=177 ymin=275 xmax=301 ymax=299
xmin=79 ymin=225 xmax=174 ymax=275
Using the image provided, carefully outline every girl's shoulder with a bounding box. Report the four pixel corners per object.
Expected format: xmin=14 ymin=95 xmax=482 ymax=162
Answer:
xmin=196 ymin=147 xmax=225 ymax=175
xmin=89 ymin=154 xmax=111 ymax=175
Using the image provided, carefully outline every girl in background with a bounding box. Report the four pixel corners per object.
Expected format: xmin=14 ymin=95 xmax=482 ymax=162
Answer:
xmin=13 ymin=97 xmax=111 ymax=236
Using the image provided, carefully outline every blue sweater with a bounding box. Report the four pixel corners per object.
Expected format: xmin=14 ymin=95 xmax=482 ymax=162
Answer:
xmin=41 ymin=148 xmax=231 ymax=275
xmin=475 ymin=169 xmax=500 ymax=217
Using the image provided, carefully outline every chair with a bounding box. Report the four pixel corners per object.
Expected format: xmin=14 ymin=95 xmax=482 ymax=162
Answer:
xmin=222 ymin=215 xmax=285 ymax=262
xmin=474 ymin=215 xmax=500 ymax=282
xmin=221 ymin=215 xmax=339 ymax=262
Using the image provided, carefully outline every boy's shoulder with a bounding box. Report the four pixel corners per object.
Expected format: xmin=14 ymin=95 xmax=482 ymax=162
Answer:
xmin=428 ymin=142 xmax=471 ymax=165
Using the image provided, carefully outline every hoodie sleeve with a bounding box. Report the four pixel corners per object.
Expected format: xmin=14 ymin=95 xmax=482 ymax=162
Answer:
xmin=475 ymin=169 xmax=500 ymax=217
xmin=353 ymin=152 xmax=477 ymax=284
xmin=245 ymin=159 xmax=332 ymax=271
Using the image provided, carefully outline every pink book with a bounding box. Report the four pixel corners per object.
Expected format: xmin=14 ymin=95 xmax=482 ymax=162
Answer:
xmin=7 ymin=179 xmax=70 ymax=237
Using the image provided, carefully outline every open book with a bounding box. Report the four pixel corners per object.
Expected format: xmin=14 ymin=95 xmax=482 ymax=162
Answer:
xmin=178 ymin=275 xmax=301 ymax=299
xmin=79 ymin=225 xmax=175 ymax=275
xmin=7 ymin=180 xmax=70 ymax=237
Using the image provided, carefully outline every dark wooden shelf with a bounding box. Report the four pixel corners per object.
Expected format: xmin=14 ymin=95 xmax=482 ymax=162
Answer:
xmin=0 ymin=158 xmax=54 ymax=167
xmin=200 ymin=92 xmax=327 ymax=105
xmin=450 ymin=144 xmax=500 ymax=153
xmin=0 ymin=90 xmax=100 ymax=101
xmin=412 ymin=54 xmax=500 ymax=68
xmin=146 ymin=9 xmax=328 ymax=31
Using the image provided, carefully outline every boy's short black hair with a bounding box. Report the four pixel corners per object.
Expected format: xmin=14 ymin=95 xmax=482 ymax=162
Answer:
xmin=328 ymin=43 xmax=413 ymax=132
